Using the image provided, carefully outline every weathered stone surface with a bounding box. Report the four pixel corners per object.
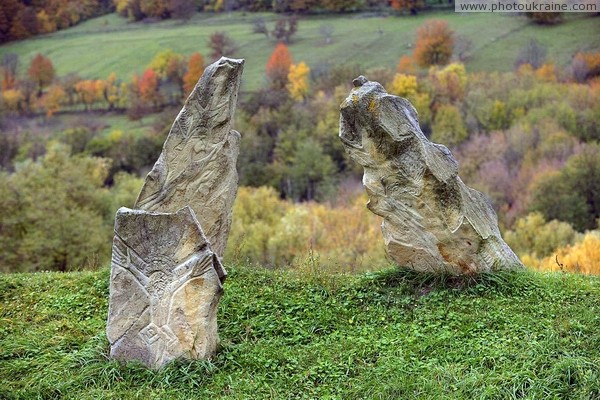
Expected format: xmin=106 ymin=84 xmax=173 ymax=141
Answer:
xmin=339 ymin=76 xmax=523 ymax=274
xmin=135 ymin=57 xmax=244 ymax=260
xmin=107 ymin=206 xmax=224 ymax=369
xmin=107 ymin=57 xmax=244 ymax=368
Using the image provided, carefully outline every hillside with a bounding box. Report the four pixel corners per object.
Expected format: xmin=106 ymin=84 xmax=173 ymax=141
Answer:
xmin=0 ymin=12 xmax=598 ymax=91
xmin=1 ymin=266 xmax=599 ymax=399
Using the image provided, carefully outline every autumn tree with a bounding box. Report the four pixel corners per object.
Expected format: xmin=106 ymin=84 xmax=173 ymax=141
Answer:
xmin=396 ymin=55 xmax=416 ymax=75
xmin=208 ymin=32 xmax=237 ymax=60
xmin=140 ymin=0 xmax=171 ymax=19
xmin=43 ymin=84 xmax=66 ymax=117
xmin=36 ymin=10 xmax=57 ymax=34
xmin=138 ymin=68 xmax=162 ymax=108
xmin=147 ymin=49 xmax=182 ymax=79
xmin=287 ymin=62 xmax=310 ymax=101
xmin=572 ymin=51 xmax=600 ymax=82
xmin=413 ymin=19 xmax=454 ymax=68
xmin=28 ymin=53 xmax=55 ymax=96
xmin=75 ymin=80 xmax=103 ymax=110
xmin=183 ymin=52 xmax=205 ymax=95
xmin=387 ymin=73 xmax=417 ymax=98
xmin=103 ymin=73 xmax=121 ymax=110
xmin=266 ymin=43 xmax=293 ymax=89
xmin=428 ymin=62 xmax=468 ymax=104
xmin=1 ymin=88 xmax=24 ymax=114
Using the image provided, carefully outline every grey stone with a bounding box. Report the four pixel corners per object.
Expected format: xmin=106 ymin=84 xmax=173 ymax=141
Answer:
xmin=135 ymin=57 xmax=245 ymax=260
xmin=339 ymin=76 xmax=523 ymax=274
xmin=107 ymin=206 xmax=223 ymax=368
xmin=107 ymin=57 xmax=244 ymax=368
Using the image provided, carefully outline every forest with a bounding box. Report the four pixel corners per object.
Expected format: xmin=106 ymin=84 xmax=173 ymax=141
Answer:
xmin=0 ymin=6 xmax=599 ymax=275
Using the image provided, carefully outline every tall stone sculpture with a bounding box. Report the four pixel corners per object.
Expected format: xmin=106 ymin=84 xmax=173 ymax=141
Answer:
xmin=107 ymin=57 xmax=244 ymax=368
xmin=339 ymin=76 xmax=523 ymax=274
xmin=136 ymin=57 xmax=244 ymax=259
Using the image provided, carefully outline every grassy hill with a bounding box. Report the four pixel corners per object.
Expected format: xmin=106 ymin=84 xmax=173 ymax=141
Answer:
xmin=0 ymin=12 xmax=598 ymax=91
xmin=1 ymin=265 xmax=599 ymax=399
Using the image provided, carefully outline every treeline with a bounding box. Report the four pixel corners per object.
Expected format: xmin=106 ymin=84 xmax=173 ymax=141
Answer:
xmin=0 ymin=0 xmax=114 ymax=43
xmin=0 ymin=49 xmax=207 ymax=119
xmin=115 ymin=0 xmax=416 ymax=21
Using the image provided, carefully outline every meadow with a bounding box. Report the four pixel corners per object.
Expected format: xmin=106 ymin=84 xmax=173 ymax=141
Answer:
xmin=1 ymin=265 xmax=600 ymax=399
xmin=0 ymin=12 xmax=598 ymax=91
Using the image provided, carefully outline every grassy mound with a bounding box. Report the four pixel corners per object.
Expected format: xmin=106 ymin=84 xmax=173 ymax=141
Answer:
xmin=1 ymin=266 xmax=599 ymax=399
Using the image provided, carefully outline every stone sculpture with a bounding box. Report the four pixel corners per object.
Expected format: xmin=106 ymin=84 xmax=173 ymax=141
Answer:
xmin=107 ymin=207 xmax=223 ymax=368
xmin=107 ymin=57 xmax=244 ymax=368
xmin=136 ymin=57 xmax=245 ymax=259
xmin=339 ymin=76 xmax=523 ymax=274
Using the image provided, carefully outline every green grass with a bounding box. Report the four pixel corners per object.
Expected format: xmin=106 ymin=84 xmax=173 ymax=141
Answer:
xmin=1 ymin=12 xmax=598 ymax=91
xmin=1 ymin=265 xmax=600 ymax=399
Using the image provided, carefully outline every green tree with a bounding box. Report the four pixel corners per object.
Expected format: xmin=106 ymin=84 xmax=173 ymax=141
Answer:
xmin=504 ymin=212 xmax=579 ymax=258
xmin=276 ymin=131 xmax=336 ymax=201
xmin=431 ymin=104 xmax=467 ymax=147
xmin=530 ymin=143 xmax=600 ymax=231
xmin=0 ymin=143 xmax=114 ymax=272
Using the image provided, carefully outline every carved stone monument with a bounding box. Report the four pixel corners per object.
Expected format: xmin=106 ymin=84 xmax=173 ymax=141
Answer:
xmin=107 ymin=57 xmax=244 ymax=368
xmin=136 ymin=57 xmax=244 ymax=258
xmin=107 ymin=207 xmax=224 ymax=367
xmin=339 ymin=76 xmax=523 ymax=274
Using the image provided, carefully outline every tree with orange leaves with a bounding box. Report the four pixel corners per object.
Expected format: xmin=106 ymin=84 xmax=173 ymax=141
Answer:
xmin=266 ymin=43 xmax=292 ymax=89
xmin=74 ymin=79 xmax=103 ymax=111
xmin=183 ymin=53 xmax=205 ymax=95
xmin=396 ymin=55 xmax=416 ymax=75
xmin=27 ymin=53 xmax=55 ymax=96
xmin=138 ymin=68 xmax=161 ymax=108
xmin=413 ymin=19 xmax=454 ymax=68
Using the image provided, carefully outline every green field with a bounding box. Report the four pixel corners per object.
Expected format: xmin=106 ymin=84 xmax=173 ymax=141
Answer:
xmin=1 ymin=265 xmax=600 ymax=398
xmin=1 ymin=12 xmax=598 ymax=91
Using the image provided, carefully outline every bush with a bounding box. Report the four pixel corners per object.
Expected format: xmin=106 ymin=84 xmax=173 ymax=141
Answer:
xmin=225 ymin=186 xmax=387 ymax=272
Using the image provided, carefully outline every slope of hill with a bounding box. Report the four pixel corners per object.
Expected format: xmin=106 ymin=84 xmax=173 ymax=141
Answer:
xmin=0 ymin=12 xmax=598 ymax=91
xmin=1 ymin=265 xmax=599 ymax=399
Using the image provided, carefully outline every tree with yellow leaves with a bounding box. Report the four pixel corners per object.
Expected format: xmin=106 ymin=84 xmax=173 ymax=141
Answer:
xmin=74 ymin=80 xmax=103 ymax=111
xmin=103 ymin=73 xmax=121 ymax=111
xmin=1 ymin=88 xmax=24 ymax=113
xmin=43 ymin=84 xmax=66 ymax=117
xmin=147 ymin=49 xmax=182 ymax=79
xmin=387 ymin=73 xmax=417 ymax=98
xmin=287 ymin=62 xmax=310 ymax=101
xmin=530 ymin=232 xmax=600 ymax=275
